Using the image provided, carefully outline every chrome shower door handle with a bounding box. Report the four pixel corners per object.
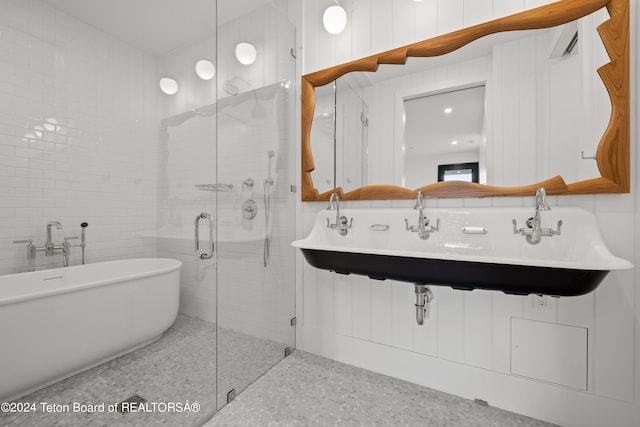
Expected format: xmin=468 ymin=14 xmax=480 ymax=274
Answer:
xmin=195 ymin=212 xmax=214 ymax=260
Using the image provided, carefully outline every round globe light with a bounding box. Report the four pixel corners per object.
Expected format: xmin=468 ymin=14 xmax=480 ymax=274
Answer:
xmin=195 ymin=60 xmax=216 ymax=80
xmin=159 ymin=77 xmax=178 ymax=95
xmin=323 ymin=5 xmax=347 ymax=35
xmin=235 ymin=42 xmax=257 ymax=65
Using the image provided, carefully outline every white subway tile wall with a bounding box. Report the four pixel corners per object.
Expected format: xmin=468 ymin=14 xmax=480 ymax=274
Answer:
xmin=0 ymin=0 xmax=158 ymax=275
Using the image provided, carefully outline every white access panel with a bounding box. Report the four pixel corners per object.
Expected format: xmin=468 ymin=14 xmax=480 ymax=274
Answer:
xmin=511 ymin=318 xmax=588 ymax=390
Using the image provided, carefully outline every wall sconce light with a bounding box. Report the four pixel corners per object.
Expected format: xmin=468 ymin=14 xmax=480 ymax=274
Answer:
xmin=235 ymin=42 xmax=257 ymax=65
xmin=195 ymin=60 xmax=216 ymax=80
xmin=159 ymin=77 xmax=179 ymax=95
xmin=323 ymin=4 xmax=347 ymax=35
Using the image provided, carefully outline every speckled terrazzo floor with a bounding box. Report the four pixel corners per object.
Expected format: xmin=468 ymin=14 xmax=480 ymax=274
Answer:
xmin=0 ymin=314 xmax=286 ymax=427
xmin=207 ymin=350 xmax=558 ymax=427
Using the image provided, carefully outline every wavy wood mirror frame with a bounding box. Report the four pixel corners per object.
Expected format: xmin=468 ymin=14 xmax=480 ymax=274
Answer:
xmin=301 ymin=0 xmax=629 ymax=201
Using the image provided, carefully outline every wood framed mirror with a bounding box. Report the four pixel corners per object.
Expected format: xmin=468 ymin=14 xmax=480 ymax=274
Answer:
xmin=301 ymin=0 xmax=629 ymax=201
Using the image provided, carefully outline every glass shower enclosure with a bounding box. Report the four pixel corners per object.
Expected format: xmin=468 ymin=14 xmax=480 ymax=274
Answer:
xmin=155 ymin=0 xmax=296 ymax=418
xmin=0 ymin=0 xmax=294 ymax=423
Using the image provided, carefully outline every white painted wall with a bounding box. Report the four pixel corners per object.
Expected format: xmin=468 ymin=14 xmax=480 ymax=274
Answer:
xmin=296 ymin=1 xmax=640 ymax=426
xmin=0 ymin=0 xmax=158 ymax=275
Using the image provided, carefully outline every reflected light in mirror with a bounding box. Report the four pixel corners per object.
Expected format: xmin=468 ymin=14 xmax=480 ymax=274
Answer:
xmin=159 ymin=77 xmax=179 ymax=95
xmin=235 ymin=42 xmax=257 ymax=65
xmin=323 ymin=5 xmax=347 ymax=35
xmin=195 ymin=60 xmax=215 ymax=80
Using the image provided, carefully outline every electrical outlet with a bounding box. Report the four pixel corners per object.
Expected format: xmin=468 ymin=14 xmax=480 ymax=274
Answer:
xmin=534 ymin=295 xmax=549 ymax=308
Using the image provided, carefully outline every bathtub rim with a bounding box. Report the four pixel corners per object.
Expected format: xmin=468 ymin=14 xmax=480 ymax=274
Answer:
xmin=0 ymin=258 xmax=182 ymax=307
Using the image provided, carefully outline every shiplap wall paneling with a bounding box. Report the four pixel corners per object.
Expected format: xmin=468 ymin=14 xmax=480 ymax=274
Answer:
xmin=414 ymin=0 xmax=438 ymax=42
xmin=438 ymin=0 xmax=464 ymax=35
xmin=436 ymin=287 xmax=465 ymax=363
xmin=371 ymin=279 xmax=393 ymax=344
xmin=390 ymin=281 xmax=416 ymax=351
xmin=491 ymin=293 xmax=525 ymax=373
xmin=464 ymin=290 xmax=493 ymax=369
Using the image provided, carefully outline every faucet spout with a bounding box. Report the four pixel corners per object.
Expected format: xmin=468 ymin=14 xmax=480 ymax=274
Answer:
xmin=513 ymin=187 xmax=562 ymax=244
xmin=326 ymin=193 xmax=352 ymax=236
xmin=46 ymin=221 xmax=62 ymax=255
xmin=405 ymin=191 xmax=439 ymax=240
xmin=414 ymin=190 xmax=424 ymax=210
xmin=535 ymin=187 xmax=550 ymax=211
xmin=328 ymin=193 xmax=339 ymax=211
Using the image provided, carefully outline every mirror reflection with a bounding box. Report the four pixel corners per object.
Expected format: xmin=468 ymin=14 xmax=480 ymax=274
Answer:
xmin=310 ymin=8 xmax=612 ymax=193
xmin=311 ymin=79 xmax=369 ymax=194
xmin=405 ymin=85 xmax=486 ymax=188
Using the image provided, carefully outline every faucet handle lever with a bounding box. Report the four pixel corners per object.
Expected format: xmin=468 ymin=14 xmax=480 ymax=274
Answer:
xmin=13 ymin=239 xmax=33 ymax=245
xmin=64 ymin=236 xmax=80 ymax=241
xmin=553 ymin=220 xmax=563 ymax=236
xmin=340 ymin=216 xmax=353 ymax=229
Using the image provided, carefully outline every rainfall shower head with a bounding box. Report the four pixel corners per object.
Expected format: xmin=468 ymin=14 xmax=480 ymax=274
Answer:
xmin=223 ymin=76 xmax=250 ymax=96
xmin=223 ymin=79 xmax=239 ymax=96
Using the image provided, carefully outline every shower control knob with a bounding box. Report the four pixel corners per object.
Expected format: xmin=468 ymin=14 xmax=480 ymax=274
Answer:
xmin=242 ymin=200 xmax=258 ymax=220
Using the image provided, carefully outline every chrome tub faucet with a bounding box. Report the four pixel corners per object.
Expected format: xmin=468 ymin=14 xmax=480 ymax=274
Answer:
xmin=13 ymin=221 xmax=88 ymax=272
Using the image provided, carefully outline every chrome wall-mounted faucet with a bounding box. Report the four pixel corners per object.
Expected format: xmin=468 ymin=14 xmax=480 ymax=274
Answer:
xmin=513 ymin=187 xmax=562 ymax=245
xmin=326 ymin=193 xmax=352 ymax=236
xmin=405 ymin=191 xmax=439 ymax=240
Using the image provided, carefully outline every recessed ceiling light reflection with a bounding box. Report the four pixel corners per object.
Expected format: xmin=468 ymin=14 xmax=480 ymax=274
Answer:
xmin=195 ymin=60 xmax=216 ymax=80
xmin=159 ymin=77 xmax=179 ymax=95
xmin=235 ymin=42 xmax=257 ymax=65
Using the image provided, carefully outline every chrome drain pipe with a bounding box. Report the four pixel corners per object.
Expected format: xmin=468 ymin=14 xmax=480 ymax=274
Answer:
xmin=415 ymin=284 xmax=433 ymax=325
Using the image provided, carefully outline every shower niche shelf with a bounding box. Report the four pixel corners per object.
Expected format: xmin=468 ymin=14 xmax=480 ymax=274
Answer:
xmin=195 ymin=183 xmax=235 ymax=192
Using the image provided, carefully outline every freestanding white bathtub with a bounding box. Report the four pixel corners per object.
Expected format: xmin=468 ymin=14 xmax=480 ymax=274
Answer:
xmin=0 ymin=258 xmax=181 ymax=402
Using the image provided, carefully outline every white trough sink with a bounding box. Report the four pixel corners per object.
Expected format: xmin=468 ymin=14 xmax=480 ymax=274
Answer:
xmin=292 ymin=207 xmax=632 ymax=296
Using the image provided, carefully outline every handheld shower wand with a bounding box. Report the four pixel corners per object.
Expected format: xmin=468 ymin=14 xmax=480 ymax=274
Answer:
xmin=80 ymin=222 xmax=88 ymax=264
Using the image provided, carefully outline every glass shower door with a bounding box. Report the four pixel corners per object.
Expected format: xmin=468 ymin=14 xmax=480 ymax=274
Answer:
xmin=158 ymin=108 xmax=219 ymax=422
xmin=215 ymin=0 xmax=296 ymax=410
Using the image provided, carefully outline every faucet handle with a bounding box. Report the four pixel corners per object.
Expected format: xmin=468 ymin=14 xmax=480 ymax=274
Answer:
xmin=64 ymin=236 xmax=80 ymax=241
xmin=13 ymin=239 xmax=33 ymax=245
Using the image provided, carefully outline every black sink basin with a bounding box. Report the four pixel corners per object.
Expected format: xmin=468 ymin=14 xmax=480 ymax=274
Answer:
xmin=300 ymin=249 xmax=609 ymax=296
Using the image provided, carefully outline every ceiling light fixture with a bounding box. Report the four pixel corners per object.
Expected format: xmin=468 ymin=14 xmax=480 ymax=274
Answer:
xmin=159 ymin=77 xmax=178 ymax=95
xmin=235 ymin=42 xmax=257 ymax=65
xmin=451 ymin=140 xmax=458 ymax=145
xmin=195 ymin=60 xmax=216 ymax=80
xmin=323 ymin=4 xmax=347 ymax=35
xmin=444 ymin=107 xmax=453 ymax=114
